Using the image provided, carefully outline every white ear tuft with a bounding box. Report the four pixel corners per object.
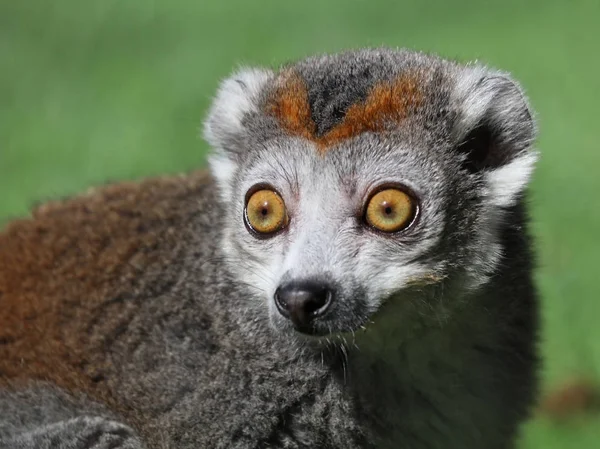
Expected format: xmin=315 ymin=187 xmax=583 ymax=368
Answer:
xmin=204 ymin=67 xmax=273 ymax=200
xmin=203 ymin=67 xmax=273 ymax=149
xmin=452 ymin=66 xmax=498 ymax=142
xmin=451 ymin=65 xmax=538 ymax=205
xmin=485 ymin=151 xmax=538 ymax=207
xmin=452 ymin=66 xmax=536 ymax=150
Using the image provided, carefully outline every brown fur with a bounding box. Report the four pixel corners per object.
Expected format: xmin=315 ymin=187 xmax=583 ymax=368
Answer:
xmin=0 ymin=171 xmax=210 ymax=409
xmin=266 ymin=71 xmax=423 ymax=152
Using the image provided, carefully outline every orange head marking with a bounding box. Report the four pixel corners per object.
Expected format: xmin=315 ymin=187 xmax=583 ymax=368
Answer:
xmin=265 ymin=71 xmax=424 ymax=153
xmin=266 ymin=71 xmax=315 ymax=142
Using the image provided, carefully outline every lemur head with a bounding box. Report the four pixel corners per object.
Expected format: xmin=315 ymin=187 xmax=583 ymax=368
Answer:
xmin=204 ymin=48 xmax=537 ymax=338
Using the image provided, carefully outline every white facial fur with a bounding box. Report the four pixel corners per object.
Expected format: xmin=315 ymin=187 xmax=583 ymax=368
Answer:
xmin=209 ymin=134 xmax=456 ymax=336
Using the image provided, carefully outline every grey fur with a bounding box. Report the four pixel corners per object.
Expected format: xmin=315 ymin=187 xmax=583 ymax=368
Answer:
xmin=1 ymin=47 xmax=539 ymax=448
xmin=0 ymin=387 xmax=143 ymax=449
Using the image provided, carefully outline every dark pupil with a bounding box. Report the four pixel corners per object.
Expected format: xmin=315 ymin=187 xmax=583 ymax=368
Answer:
xmin=261 ymin=207 xmax=269 ymax=216
xmin=384 ymin=205 xmax=393 ymax=215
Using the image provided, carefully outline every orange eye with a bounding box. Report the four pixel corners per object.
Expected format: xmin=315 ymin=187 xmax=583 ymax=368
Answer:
xmin=245 ymin=189 xmax=289 ymax=235
xmin=365 ymin=188 xmax=416 ymax=232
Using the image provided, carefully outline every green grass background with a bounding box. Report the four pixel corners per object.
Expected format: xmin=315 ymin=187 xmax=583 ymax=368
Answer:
xmin=1 ymin=0 xmax=599 ymax=446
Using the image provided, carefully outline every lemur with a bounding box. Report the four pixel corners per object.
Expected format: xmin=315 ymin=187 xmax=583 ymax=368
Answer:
xmin=0 ymin=48 xmax=539 ymax=449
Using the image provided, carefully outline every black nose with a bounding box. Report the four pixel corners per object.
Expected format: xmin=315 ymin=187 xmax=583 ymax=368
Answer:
xmin=274 ymin=281 xmax=333 ymax=329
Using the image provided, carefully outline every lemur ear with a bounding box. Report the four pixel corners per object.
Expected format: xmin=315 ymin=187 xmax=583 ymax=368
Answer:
xmin=451 ymin=67 xmax=538 ymax=207
xmin=203 ymin=67 xmax=273 ymax=198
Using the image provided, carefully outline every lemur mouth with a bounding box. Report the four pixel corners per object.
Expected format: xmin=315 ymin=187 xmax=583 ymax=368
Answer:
xmin=288 ymin=315 xmax=371 ymax=340
xmin=291 ymin=323 xmax=332 ymax=337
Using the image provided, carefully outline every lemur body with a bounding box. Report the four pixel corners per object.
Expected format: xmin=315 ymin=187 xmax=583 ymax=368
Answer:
xmin=0 ymin=48 xmax=538 ymax=449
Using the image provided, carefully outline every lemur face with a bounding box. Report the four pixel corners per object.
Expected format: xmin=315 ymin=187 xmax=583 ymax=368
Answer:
xmin=227 ymin=135 xmax=451 ymax=337
xmin=205 ymin=49 xmax=536 ymax=337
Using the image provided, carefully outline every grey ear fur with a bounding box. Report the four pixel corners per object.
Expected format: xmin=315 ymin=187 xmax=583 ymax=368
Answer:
xmin=451 ymin=66 xmax=538 ymax=207
xmin=203 ymin=67 xmax=274 ymax=200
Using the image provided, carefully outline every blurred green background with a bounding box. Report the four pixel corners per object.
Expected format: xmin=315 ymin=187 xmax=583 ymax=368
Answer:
xmin=1 ymin=0 xmax=599 ymax=446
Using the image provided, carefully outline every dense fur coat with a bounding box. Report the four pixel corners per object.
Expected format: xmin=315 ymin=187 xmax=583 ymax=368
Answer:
xmin=0 ymin=48 xmax=539 ymax=449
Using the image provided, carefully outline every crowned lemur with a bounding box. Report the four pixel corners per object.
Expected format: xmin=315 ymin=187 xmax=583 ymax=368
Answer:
xmin=0 ymin=48 xmax=539 ymax=449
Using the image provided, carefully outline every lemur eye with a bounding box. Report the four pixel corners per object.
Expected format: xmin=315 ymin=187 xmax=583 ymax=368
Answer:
xmin=245 ymin=189 xmax=289 ymax=235
xmin=364 ymin=188 xmax=417 ymax=233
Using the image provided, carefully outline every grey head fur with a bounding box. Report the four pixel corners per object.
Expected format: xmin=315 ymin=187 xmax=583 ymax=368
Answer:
xmin=204 ymin=47 xmax=537 ymax=339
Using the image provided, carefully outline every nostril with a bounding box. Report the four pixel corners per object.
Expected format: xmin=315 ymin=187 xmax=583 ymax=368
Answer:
xmin=273 ymin=281 xmax=334 ymax=328
xmin=274 ymin=287 xmax=290 ymax=318
xmin=303 ymin=288 xmax=331 ymax=317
